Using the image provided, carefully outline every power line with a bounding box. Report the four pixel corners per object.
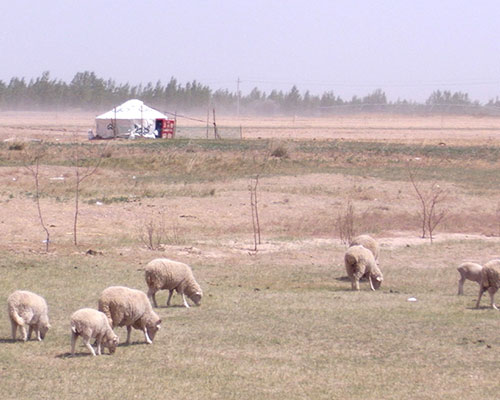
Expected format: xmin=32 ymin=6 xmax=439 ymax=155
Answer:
xmin=237 ymin=78 xmax=500 ymax=89
xmin=162 ymin=110 xmax=206 ymax=124
xmin=236 ymin=77 xmax=241 ymax=117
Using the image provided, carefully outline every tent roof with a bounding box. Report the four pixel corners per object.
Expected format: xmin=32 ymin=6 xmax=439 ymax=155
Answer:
xmin=96 ymin=99 xmax=167 ymax=120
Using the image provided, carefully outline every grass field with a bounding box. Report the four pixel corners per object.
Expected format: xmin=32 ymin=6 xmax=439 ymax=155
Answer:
xmin=0 ymin=112 xmax=499 ymax=399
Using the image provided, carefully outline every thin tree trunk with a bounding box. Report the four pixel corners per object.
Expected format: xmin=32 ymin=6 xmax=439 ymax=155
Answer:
xmin=408 ymin=166 xmax=428 ymax=238
xmin=73 ymin=174 xmax=80 ymax=246
xmin=33 ymin=159 xmax=50 ymax=252
xmin=72 ymin=140 xmax=107 ymax=247
xmin=253 ymin=176 xmax=261 ymax=244
xmin=250 ymin=189 xmax=257 ymax=251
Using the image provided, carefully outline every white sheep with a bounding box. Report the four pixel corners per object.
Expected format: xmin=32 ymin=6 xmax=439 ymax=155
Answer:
xmin=145 ymin=258 xmax=203 ymax=308
xmin=475 ymin=259 xmax=500 ymax=310
xmin=457 ymin=262 xmax=483 ymax=295
xmin=7 ymin=290 xmax=51 ymax=342
xmin=70 ymin=308 xmax=119 ymax=356
xmin=98 ymin=286 xmax=161 ymax=344
xmin=344 ymin=245 xmax=383 ymax=291
xmin=349 ymin=234 xmax=380 ymax=261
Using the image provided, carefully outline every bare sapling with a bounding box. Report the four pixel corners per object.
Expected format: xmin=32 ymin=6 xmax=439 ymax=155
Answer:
xmin=336 ymin=199 xmax=356 ymax=245
xmin=249 ymin=175 xmax=261 ymax=251
xmin=165 ymin=217 xmax=184 ymax=245
xmin=140 ymin=217 xmax=165 ymax=250
xmin=426 ymin=186 xmax=448 ymax=243
xmin=496 ymin=201 xmax=500 ymax=237
xmin=408 ymin=162 xmax=448 ymax=243
xmin=23 ymin=144 xmax=50 ymax=252
xmin=138 ymin=211 xmax=183 ymax=250
xmin=72 ymin=137 xmax=108 ymax=246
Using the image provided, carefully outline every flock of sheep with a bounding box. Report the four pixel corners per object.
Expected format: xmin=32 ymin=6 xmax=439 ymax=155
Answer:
xmin=6 ymin=235 xmax=500 ymax=356
xmin=7 ymin=258 xmax=203 ymax=356
xmin=345 ymin=234 xmax=500 ymax=310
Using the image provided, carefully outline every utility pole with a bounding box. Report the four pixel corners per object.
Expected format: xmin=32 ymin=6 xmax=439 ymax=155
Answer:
xmin=213 ymin=108 xmax=220 ymax=139
xmin=206 ymin=107 xmax=209 ymax=139
xmin=237 ymin=77 xmax=241 ymax=117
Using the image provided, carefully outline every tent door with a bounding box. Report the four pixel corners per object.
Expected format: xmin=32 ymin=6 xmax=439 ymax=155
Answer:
xmin=155 ymin=119 xmax=163 ymax=138
xmin=156 ymin=118 xmax=175 ymax=138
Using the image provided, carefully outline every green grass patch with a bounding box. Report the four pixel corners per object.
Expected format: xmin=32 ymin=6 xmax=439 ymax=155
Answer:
xmin=1 ymin=239 xmax=500 ymax=399
xmin=1 ymin=139 xmax=498 ymax=191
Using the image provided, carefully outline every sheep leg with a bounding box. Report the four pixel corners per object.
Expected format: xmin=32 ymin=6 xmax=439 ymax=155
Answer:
xmin=20 ymin=325 xmax=28 ymax=342
xmin=71 ymin=331 xmax=78 ymax=355
xmin=96 ymin=338 xmax=102 ymax=355
xmin=126 ymin=326 xmax=132 ymax=344
xmin=166 ymin=290 xmax=174 ymax=306
xmin=35 ymin=327 xmax=42 ymax=341
xmin=143 ymin=327 xmax=153 ymax=344
xmin=83 ymin=337 xmax=96 ymax=356
xmin=148 ymin=288 xmax=158 ymax=308
xmin=368 ymin=276 xmax=375 ymax=291
xmin=27 ymin=326 xmax=33 ymax=340
xmin=458 ymin=277 xmax=465 ymax=295
xmin=10 ymin=321 xmax=18 ymax=341
xmin=487 ymin=287 xmax=498 ymax=310
xmin=181 ymin=293 xmax=190 ymax=308
xmin=351 ymin=278 xmax=360 ymax=291
xmin=476 ymin=286 xmax=486 ymax=309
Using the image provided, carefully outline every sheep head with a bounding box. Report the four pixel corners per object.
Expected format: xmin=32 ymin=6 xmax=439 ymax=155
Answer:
xmin=103 ymin=333 xmax=119 ymax=354
xmin=372 ymin=275 xmax=383 ymax=290
xmin=190 ymin=291 xmax=203 ymax=306
xmin=39 ymin=316 xmax=51 ymax=340
xmin=146 ymin=318 xmax=162 ymax=342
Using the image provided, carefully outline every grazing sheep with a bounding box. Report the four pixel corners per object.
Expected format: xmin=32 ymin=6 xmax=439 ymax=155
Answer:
xmin=457 ymin=262 xmax=483 ymax=295
xmin=7 ymin=290 xmax=51 ymax=342
xmin=145 ymin=258 xmax=203 ymax=308
xmin=70 ymin=308 xmax=119 ymax=356
xmin=349 ymin=234 xmax=380 ymax=261
xmin=98 ymin=286 xmax=161 ymax=344
xmin=475 ymin=259 xmax=500 ymax=310
xmin=344 ymin=245 xmax=383 ymax=291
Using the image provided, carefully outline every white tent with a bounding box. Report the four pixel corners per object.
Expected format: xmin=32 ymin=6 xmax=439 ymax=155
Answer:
xmin=95 ymin=99 xmax=168 ymax=139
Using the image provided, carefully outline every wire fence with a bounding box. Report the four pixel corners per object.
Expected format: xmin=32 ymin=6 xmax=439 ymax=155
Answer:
xmin=316 ymin=103 xmax=500 ymax=116
xmin=174 ymin=125 xmax=243 ymax=140
xmin=168 ymin=102 xmax=500 ymax=140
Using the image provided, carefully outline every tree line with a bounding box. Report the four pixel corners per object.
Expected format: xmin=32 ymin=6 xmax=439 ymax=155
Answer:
xmin=0 ymin=71 xmax=499 ymax=115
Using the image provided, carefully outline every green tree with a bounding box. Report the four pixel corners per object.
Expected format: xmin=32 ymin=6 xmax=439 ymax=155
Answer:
xmin=362 ymin=89 xmax=387 ymax=104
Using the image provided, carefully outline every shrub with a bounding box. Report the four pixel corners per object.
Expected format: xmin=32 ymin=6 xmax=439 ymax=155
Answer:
xmin=336 ymin=199 xmax=356 ymax=245
xmin=271 ymin=144 xmax=289 ymax=159
xmin=8 ymin=142 xmax=25 ymax=151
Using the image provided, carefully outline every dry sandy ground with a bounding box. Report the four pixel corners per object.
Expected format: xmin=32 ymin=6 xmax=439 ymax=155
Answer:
xmin=0 ymin=111 xmax=499 ymax=260
xmin=1 ymin=169 xmax=499 ymax=259
xmin=1 ymin=111 xmax=499 ymax=144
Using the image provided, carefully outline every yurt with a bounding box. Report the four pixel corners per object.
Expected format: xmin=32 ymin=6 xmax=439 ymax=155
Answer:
xmin=95 ymin=99 xmax=170 ymax=139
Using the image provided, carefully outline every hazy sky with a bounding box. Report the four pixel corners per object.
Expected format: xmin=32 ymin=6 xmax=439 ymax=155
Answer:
xmin=1 ymin=0 xmax=499 ymax=102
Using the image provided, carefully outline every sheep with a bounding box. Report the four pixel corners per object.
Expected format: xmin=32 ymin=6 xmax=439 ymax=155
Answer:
xmin=349 ymin=234 xmax=380 ymax=261
xmin=475 ymin=259 xmax=500 ymax=310
xmin=98 ymin=286 xmax=161 ymax=344
xmin=344 ymin=245 xmax=383 ymax=291
xmin=70 ymin=308 xmax=119 ymax=356
xmin=145 ymin=258 xmax=203 ymax=308
xmin=457 ymin=262 xmax=483 ymax=295
xmin=7 ymin=290 xmax=51 ymax=342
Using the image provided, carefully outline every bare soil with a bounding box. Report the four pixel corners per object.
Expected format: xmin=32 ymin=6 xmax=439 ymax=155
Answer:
xmin=1 ymin=111 xmax=499 ymax=144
